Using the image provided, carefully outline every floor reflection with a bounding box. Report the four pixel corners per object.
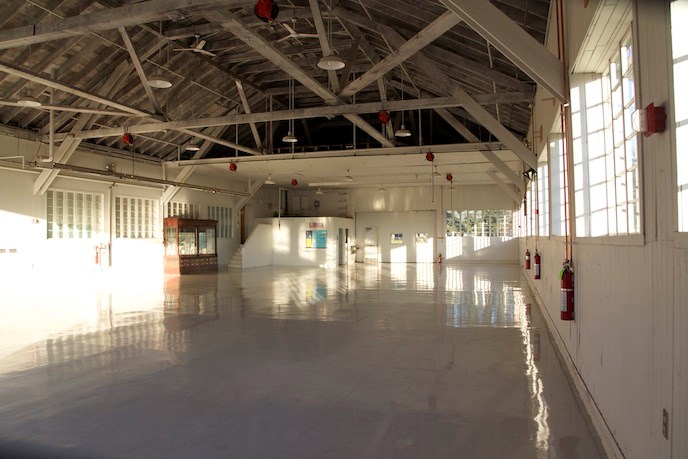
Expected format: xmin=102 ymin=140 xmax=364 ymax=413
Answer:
xmin=0 ymin=263 xmax=603 ymax=458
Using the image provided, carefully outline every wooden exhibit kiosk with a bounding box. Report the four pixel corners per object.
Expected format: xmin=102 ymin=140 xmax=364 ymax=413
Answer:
xmin=163 ymin=218 xmax=218 ymax=274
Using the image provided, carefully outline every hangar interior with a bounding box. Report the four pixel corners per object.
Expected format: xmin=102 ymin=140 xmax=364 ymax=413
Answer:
xmin=0 ymin=0 xmax=686 ymax=458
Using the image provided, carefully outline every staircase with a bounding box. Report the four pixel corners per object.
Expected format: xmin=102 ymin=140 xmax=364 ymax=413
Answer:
xmin=229 ymin=245 xmax=243 ymax=270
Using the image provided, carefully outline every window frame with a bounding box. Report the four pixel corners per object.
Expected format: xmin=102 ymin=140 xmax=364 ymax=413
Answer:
xmin=567 ymin=25 xmax=645 ymax=241
xmin=114 ymin=195 xmax=160 ymax=239
xmin=46 ymin=189 xmax=104 ymax=240
xmin=668 ymin=0 xmax=688 ymax=247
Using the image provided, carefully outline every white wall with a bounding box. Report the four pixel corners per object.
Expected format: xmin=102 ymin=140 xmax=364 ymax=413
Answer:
xmin=353 ymin=185 xmax=518 ymax=264
xmin=271 ymin=216 xmax=354 ymax=268
xmin=241 ymin=223 xmax=273 ymax=268
xmin=522 ymin=2 xmax=687 ymax=458
xmin=445 ymin=236 xmax=518 ymax=263
xmin=0 ymin=131 xmax=257 ymax=275
xmin=355 ymin=211 xmax=436 ymax=263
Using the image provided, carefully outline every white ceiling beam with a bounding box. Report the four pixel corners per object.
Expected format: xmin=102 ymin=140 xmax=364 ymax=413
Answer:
xmin=338 ymin=35 xmax=361 ymax=91
xmin=235 ymin=179 xmax=266 ymax=210
xmin=339 ymin=11 xmax=461 ymax=98
xmin=434 ymin=107 xmax=523 ymax=191
xmin=0 ymin=61 xmax=153 ymax=117
xmin=50 ymin=95 xmax=472 ymax=141
xmin=32 ymin=49 xmax=144 ymax=195
xmin=308 ymin=0 xmax=340 ymax=93
xmin=179 ymin=128 xmax=261 ymax=156
xmin=235 ymin=81 xmax=263 ymax=150
xmin=166 ymin=141 xmax=506 ymax=166
xmin=33 ymin=135 xmax=81 ymax=195
xmin=119 ymin=27 xmax=165 ymax=116
xmin=377 ymin=30 xmax=537 ymax=170
xmin=439 ymin=0 xmax=566 ymax=103
xmin=204 ymin=9 xmax=393 ymax=147
xmin=0 ymin=0 xmax=254 ymax=50
xmin=486 ymin=170 xmax=521 ymax=204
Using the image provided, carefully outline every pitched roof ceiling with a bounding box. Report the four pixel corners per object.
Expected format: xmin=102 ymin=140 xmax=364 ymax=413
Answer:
xmin=0 ymin=0 xmax=554 ymax=186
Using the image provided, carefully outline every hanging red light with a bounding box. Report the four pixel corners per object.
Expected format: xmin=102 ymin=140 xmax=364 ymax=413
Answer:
xmin=254 ymin=0 xmax=279 ymax=22
xmin=446 ymin=173 xmax=453 ymax=181
xmin=122 ymin=133 xmax=134 ymax=145
xmin=291 ymin=179 xmax=298 ymax=187
xmin=378 ymin=110 xmax=390 ymax=124
xmin=425 ymin=151 xmax=434 ymax=162
xmin=229 ymin=162 xmax=237 ymax=172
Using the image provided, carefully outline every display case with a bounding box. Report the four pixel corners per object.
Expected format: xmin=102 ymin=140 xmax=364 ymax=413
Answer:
xmin=164 ymin=218 xmax=218 ymax=274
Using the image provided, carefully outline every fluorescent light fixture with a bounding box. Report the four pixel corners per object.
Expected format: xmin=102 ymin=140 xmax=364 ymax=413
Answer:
xmin=148 ymin=72 xmax=172 ymax=89
xmin=317 ymin=54 xmax=345 ymax=70
xmin=282 ymin=132 xmax=298 ymax=143
xmin=395 ymin=124 xmax=411 ymax=137
xmin=184 ymin=143 xmax=200 ymax=151
xmin=17 ymin=93 xmax=41 ymax=107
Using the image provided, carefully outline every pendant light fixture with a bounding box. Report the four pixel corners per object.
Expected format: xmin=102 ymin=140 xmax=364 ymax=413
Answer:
xmin=17 ymin=93 xmax=42 ymax=107
xmin=19 ymin=23 xmax=41 ymax=107
xmin=395 ymin=68 xmax=411 ymax=138
xmin=345 ymin=169 xmax=354 ymax=182
xmin=378 ymin=184 xmax=386 ymax=192
xmin=265 ymin=173 xmax=276 ymax=185
xmin=317 ymin=1 xmax=345 ymax=71
xmin=148 ymin=22 xmax=172 ymax=89
xmin=315 ymin=188 xmax=324 ymax=195
xmin=282 ymin=77 xmax=297 ymax=143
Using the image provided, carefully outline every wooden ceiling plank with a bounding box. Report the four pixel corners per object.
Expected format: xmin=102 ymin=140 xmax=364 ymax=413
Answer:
xmin=0 ymin=0 xmax=255 ymax=50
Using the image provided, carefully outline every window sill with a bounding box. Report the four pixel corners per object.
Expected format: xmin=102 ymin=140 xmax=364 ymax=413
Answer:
xmin=674 ymin=233 xmax=688 ymax=249
xmin=575 ymin=234 xmax=645 ymax=247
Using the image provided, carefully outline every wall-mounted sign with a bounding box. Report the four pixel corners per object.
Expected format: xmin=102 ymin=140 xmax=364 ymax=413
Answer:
xmin=306 ymin=230 xmax=327 ymax=248
xmin=309 ymin=222 xmax=325 ymax=228
xmin=390 ymin=233 xmax=403 ymax=245
xmin=415 ymin=233 xmax=429 ymax=243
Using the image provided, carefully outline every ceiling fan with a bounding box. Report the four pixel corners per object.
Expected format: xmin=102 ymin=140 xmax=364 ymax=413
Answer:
xmin=276 ymin=18 xmax=319 ymax=43
xmin=173 ymin=34 xmax=216 ymax=57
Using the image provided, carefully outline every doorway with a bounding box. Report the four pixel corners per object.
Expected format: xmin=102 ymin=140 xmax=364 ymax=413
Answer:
xmin=364 ymin=227 xmax=378 ymax=262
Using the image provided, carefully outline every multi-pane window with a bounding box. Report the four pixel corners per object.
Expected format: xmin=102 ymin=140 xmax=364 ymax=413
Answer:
xmin=549 ymin=134 xmax=569 ymax=236
xmin=446 ymin=210 xmax=514 ymax=237
xmin=208 ymin=205 xmax=232 ymax=238
xmin=167 ymin=202 xmax=198 ymax=218
xmin=46 ymin=190 xmax=103 ymax=239
xmin=538 ymin=153 xmax=550 ymax=236
xmin=671 ymin=0 xmax=688 ymax=231
xmin=115 ymin=196 xmax=159 ymax=238
xmin=603 ymin=31 xmax=639 ymax=234
xmin=569 ymin=30 xmax=640 ymax=237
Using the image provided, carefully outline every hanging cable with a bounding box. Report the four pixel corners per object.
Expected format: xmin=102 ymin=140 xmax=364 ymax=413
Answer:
xmin=556 ymin=0 xmax=572 ymax=262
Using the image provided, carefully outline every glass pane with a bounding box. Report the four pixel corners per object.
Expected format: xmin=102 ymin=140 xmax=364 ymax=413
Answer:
xmin=179 ymin=227 xmax=197 ymax=255
xmin=206 ymin=228 xmax=215 ymax=254
xmin=165 ymin=226 xmax=177 ymax=255
xmin=198 ymin=229 xmax=208 ymax=254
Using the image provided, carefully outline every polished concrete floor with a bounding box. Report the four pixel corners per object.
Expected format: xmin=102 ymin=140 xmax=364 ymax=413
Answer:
xmin=0 ymin=263 xmax=603 ymax=458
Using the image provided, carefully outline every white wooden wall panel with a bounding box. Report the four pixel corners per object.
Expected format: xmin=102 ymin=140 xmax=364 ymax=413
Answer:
xmin=521 ymin=236 xmax=676 ymax=458
xmin=675 ymin=248 xmax=688 ymax=457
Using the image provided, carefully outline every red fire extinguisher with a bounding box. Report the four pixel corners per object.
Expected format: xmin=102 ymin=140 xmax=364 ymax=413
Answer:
xmin=525 ymin=249 xmax=531 ymax=269
xmin=534 ymin=251 xmax=541 ymax=279
xmin=560 ymin=260 xmax=574 ymax=320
